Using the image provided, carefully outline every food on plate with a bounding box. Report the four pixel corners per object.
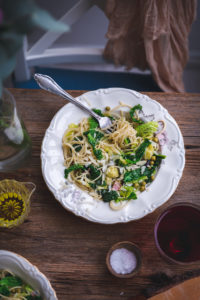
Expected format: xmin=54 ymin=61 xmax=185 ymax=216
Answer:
xmin=62 ymin=102 xmax=166 ymax=210
xmin=0 ymin=269 xmax=42 ymax=299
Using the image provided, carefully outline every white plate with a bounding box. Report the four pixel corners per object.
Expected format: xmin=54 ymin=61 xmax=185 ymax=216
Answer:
xmin=0 ymin=250 xmax=57 ymax=300
xmin=41 ymin=88 xmax=185 ymax=224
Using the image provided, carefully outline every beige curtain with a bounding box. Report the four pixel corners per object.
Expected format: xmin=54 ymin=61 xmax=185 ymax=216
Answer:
xmin=103 ymin=0 xmax=197 ymax=92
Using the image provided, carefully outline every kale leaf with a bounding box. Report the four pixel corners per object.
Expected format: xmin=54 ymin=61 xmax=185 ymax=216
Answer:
xmin=87 ymin=165 xmax=102 ymax=189
xmin=87 ymin=164 xmax=101 ymax=180
xmin=121 ymin=139 xmax=151 ymax=165
xmin=101 ymin=190 xmax=118 ymax=202
xmin=119 ymin=186 xmax=137 ymax=200
xmin=123 ymin=152 xmax=166 ymax=183
xmin=130 ymin=104 xmax=144 ymax=124
xmin=84 ymin=129 xmax=104 ymax=160
xmin=72 ymin=136 xmax=83 ymax=152
xmin=93 ymin=148 xmax=103 ymax=160
xmin=84 ymin=130 xmax=104 ymax=147
xmin=134 ymin=139 xmax=151 ymax=161
xmin=88 ymin=117 xmax=99 ymax=129
xmin=92 ymin=108 xmax=104 ymax=117
xmin=0 ymin=276 xmax=22 ymax=287
xmin=0 ymin=285 xmax=10 ymax=296
xmin=64 ymin=164 xmax=85 ymax=178
xmin=123 ymin=168 xmax=142 ymax=183
xmin=26 ymin=295 xmax=43 ymax=300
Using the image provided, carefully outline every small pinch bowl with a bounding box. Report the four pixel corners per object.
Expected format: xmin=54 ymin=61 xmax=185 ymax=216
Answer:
xmin=0 ymin=179 xmax=36 ymax=228
xmin=0 ymin=250 xmax=57 ymax=300
xmin=106 ymin=241 xmax=142 ymax=278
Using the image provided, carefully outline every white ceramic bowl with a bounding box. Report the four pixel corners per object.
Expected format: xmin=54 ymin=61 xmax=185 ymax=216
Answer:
xmin=0 ymin=250 xmax=57 ymax=300
xmin=41 ymin=88 xmax=185 ymax=224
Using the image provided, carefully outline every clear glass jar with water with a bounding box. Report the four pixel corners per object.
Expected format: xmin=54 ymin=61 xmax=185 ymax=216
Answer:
xmin=0 ymin=89 xmax=31 ymax=171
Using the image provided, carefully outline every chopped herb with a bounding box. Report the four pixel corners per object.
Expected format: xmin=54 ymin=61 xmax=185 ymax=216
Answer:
xmin=64 ymin=164 xmax=84 ymax=178
xmin=130 ymin=104 xmax=144 ymax=124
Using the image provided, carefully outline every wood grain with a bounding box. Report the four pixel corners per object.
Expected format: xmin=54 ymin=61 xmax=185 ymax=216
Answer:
xmin=0 ymin=89 xmax=200 ymax=300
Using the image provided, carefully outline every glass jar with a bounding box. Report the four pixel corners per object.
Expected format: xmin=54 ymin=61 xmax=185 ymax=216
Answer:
xmin=0 ymin=89 xmax=31 ymax=171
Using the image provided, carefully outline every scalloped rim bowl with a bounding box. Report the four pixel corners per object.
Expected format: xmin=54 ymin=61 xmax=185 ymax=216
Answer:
xmin=41 ymin=88 xmax=185 ymax=224
xmin=0 ymin=250 xmax=57 ymax=300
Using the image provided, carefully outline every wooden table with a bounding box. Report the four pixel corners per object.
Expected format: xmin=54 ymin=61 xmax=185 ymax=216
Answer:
xmin=0 ymin=89 xmax=200 ymax=300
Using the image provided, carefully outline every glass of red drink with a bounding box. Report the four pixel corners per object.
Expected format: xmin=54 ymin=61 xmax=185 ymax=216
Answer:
xmin=154 ymin=203 xmax=200 ymax=264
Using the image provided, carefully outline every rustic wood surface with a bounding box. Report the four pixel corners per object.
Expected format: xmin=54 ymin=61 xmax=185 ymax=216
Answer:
xmin=0 ymin=89 xmax=200 ymax=300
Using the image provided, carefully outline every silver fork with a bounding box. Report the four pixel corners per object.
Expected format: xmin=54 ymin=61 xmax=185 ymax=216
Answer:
xmin=34 ymin=73 xmax=113 ymax=133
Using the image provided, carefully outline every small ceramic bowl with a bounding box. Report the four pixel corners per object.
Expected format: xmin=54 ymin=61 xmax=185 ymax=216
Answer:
xmin=106 ymin=241 xmax=142 ymax=278
xmin=0 ymin=250 xmax=57 ymax=300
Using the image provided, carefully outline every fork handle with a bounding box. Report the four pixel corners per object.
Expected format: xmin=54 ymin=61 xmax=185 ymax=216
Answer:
xmin=34 ymin=73 xmax=101 ymax=121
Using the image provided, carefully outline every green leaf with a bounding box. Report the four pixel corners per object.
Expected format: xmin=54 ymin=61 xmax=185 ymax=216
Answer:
xmin=124 ymin=137 xmax=130 ymax=144
xmin=93 ymin=148 xmax=103 ymax=160
xmin=92 ymin=109 xmax=104 ymax=117
xmin=121 ymin=139 xmax=151 ymax=165
xmin=26 ymin=295 xmax=42 ymax=300
xmin=134 ymin=139 xmax=151 ymax=161
xmin=87 ymin=165 xmax=101 ymax=180
xmin=84 ymin=130 xmax=104 ymax=160
xmin=101 ymin=190 xmax=118 ymax=202
xmin=88 ymin=117 xmax=98 ymax=129
xmin=130 ymin=104 xmax=144 ymax=124
xmin=64 ymin=164 xmax=84 ymax=178
xmin=119 ymin=186 xmax=137 ymax=200
xmin=31 ymin=9 xmax=69 ymax=32
xmin=0 ymin=285 xmax=10 ymax=296
xmin=0 ymin=275 xmax=22 ymax=287
xmin=124 ymin=168 xmax=142 ymax=183
xmin=136 ymin=121 xmax=158 ymax=138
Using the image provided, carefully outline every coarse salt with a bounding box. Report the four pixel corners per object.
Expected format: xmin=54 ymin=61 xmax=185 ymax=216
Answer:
xmin=110 ymin=248 xmax=137 ymax=275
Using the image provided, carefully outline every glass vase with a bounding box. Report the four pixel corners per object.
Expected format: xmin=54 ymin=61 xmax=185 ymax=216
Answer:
xmin=0 ymin=89 xmax=32 ymax=171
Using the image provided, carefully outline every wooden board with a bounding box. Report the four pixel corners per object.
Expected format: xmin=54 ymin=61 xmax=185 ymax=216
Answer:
xmin=0 ymin=89 xmax=200 ymax=300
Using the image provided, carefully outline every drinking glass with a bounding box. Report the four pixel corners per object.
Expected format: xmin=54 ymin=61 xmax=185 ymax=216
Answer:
xmin=154 ymin=203 xmax=200 ymax=264
xmin=0 ymin=89 xmax=31 ymax=171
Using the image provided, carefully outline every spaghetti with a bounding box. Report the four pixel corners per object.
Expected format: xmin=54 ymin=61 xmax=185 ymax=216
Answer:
xmin=62 ymin=103 xmax=166 ymax=210
xmin=0 ymin=269 xmax=42 ymax=299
